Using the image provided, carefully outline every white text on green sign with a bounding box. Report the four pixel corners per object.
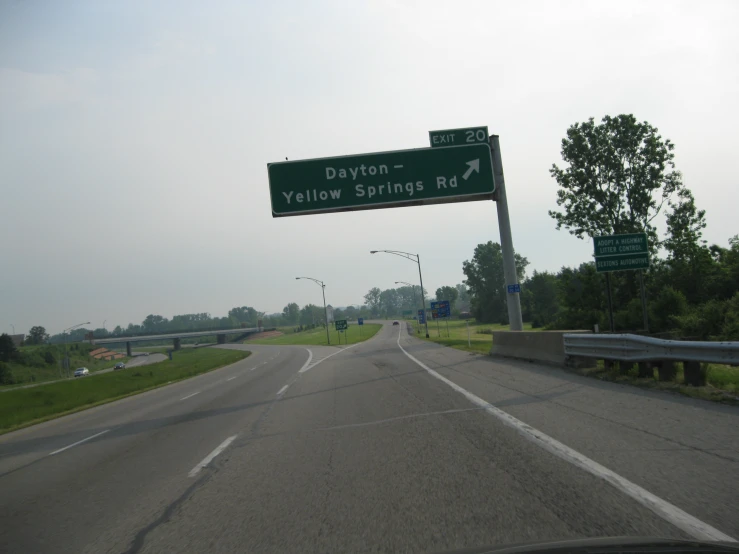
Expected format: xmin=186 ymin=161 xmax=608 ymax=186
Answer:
xmin=429 ymin=127 xmax=489 ymax=148
xmin=593 ymin=233 xmax=648 ymax=257
xmin=268 ymin=144 xmax=495 ymax=217
xmin=596 ymin=253 xmax=650 ymax=273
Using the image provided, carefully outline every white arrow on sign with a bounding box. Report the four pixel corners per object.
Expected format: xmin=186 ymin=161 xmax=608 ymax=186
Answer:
xmin=462 ymin=159 xmax=480 ymax=181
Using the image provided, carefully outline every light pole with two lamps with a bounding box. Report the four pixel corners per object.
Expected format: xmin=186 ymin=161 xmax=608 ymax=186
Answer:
xmin=371 ymin=250 xmax=429 ymax=338
xmin=296 ymin=277 xmax=330 ymax=345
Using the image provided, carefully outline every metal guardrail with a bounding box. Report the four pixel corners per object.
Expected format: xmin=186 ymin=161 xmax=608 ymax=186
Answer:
xmin=563 ymin=333 xmax=739 ymax=366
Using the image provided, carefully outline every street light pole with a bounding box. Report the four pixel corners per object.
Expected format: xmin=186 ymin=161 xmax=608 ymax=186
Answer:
xmin=371 ymin=250 xmax=429 ymax=338
xmin=61 ymin=321 xmax=90 ymax=378
xmin=296 ymin=277 xmax=330 ymax=345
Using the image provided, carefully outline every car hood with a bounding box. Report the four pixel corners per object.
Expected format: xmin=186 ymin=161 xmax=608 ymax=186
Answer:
xmin=437 ymin=537 xmax=739 ymax=554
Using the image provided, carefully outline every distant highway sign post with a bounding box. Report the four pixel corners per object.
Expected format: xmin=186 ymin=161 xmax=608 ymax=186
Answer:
xmin=268 ymin=128 xmax=525 ymax=332
xmin=431 ymin=300 xmax=451 ymax=337
xmin=357 ymin=317 xmax=363 ymax=337
xmin=593 ymin=233 xmax=650 ymax=333
xmin=335 ymin=319 xmax=348 ymax=344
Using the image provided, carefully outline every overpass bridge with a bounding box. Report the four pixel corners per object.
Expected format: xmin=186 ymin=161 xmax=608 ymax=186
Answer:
xmin=86 ymin=328 xmax=260 ymax=356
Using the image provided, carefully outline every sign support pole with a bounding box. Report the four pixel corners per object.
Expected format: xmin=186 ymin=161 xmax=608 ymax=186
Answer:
xmin=605 ymin=273 xmax=615 ymax=333
xmin=490 ymin=136 xmax=523 ymax=331
xmin=417 ymin=255 xmax=430 ymax=338
xmin=639 ymin=269 xmax=649 ymax=333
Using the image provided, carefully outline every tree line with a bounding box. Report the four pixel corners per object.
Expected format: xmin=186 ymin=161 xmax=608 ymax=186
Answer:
xmin=461 ymin=114 xmax=738 ymax=340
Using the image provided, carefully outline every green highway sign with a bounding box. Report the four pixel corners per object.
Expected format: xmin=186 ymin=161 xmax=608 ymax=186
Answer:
xmin=594 ymin=233 xmax=650 ymax=273
xmin=595 ymin=253 xmax=650 ymax=272
xmin=334 ymin=319 xmax=348 ymax=331
xmin=429 ymin=127 xmax=489 ymax=148
xmin=594 ymin=233 xmax=648 ymax=257
xmin=268 ymin=144 xmax=495 ymax=217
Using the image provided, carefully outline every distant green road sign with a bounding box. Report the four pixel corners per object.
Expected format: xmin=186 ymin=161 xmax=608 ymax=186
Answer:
xmin=334 ymin=320 xmax=348 ymax=331
xmin=268 ymin=144 xmax=495 ymax=217
xmin=429 ymin=126 xmax=489 ymax=148
xmin=594 ymin=233 xmax=648 ymax=257
xmin=594 ymin=233 xmax=650 ymax=273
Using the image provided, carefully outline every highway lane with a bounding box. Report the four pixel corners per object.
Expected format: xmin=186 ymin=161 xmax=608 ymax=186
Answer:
xmin=0 ymin=323 xmax=736 ymax=553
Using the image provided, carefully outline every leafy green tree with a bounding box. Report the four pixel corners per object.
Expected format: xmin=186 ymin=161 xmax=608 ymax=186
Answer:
xmin=553 ymin=263 xmax=606 ymax=330
xmin=379 ymin=289 xmax=400 ymax=317
xmin=26 ymin=326 xmax=49 ymax=345
xmin=549 ymin=115 xmax=683 ymax=250
xmin=521 ymin=271 xmax=560 ymax=328
xmin=462 ymin=242 xmax=528 ymax=324
xmin=649 ymin=286 xmax=688 ymax=334
xmin=228 ymin=306 xmax=258 ymax=325
xmin=364 ymin=287 xmax=382 ymax=317
xmin=455 ymin=284 xmax=471 ymax=313
xmin=282 ymin=303 xmax=300 ymax=325
xmin=0 ymin=333 xmax=19 ymax=363
xmin=435 ymin=286 xmax=459 ymax=312
xmin=142 ymin=314 xmax=168 ymax=332
xmin=299 ymin=304 xmax=323 ymax=325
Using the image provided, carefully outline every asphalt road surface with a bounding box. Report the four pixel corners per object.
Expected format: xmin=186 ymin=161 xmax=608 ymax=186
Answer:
xmin=0 ymin=322 xmax=737 ymax=553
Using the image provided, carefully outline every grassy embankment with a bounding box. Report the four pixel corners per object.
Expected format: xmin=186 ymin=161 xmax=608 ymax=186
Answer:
xmin=577 ymin=360 xmax=739 ymax=404
xmin=248 ymin=324 xmax=382 ymax=346
xmin=2 ymin=343 xmax=130 ymax=387
xmin=0 ymin=347 xmax=249 ymax=434
xmin=407 ymin=319 xmax=535 ymax=355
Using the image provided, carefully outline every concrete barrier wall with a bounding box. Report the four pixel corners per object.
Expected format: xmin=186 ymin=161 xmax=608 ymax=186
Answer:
xmin=491 ymin=330 xmax=591 ymax=365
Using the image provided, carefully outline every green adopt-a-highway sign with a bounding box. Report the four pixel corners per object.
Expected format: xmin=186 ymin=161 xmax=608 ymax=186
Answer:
xmin=268 ymin=144 xmax=494 ymax=217
xmin=594 ymin=233 xmax=649 ymax=273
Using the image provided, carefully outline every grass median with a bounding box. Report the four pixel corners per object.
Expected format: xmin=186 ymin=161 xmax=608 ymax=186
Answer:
xmin=0 ymin=347 xmax=250 ymax=434
xmin=408 ymin=319 xmax=535 ymax=354
xmin=248 ymin=324 xmax=381 ymax=346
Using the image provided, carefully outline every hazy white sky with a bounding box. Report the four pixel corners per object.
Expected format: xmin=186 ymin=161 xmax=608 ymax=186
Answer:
xmin=2 ymin=0 xmax=738 ymax=335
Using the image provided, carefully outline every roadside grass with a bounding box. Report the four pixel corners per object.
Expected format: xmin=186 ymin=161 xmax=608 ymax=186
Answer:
xmin=2 ymin=344 xmax=131 ymax=387
xmin=573 ymin=360 xmax=739 ymax=405
xmin=248 ymin=323 xmax=381 ymax=346
xmin=408 ymin=319 xmax=536 ymax=355
xmin=0 ymin=347 xmax=250 ymax=434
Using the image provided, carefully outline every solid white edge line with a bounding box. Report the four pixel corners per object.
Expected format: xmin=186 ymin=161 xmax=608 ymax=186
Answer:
xmin=188 ymin=435 xmax=237 ymax=477
xmin=49 ymin=430 xmax=110 ymax=456
xmin=276 ymin=384 xmax=289 ymax=397
xmin=395 ymin=327 xmax=736 ymax=543
xmin=180 ymin=391 xmax=200 ymax=401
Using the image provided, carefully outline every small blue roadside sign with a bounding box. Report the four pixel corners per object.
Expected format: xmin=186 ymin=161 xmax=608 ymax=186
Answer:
xmin=358 ymin=317 xmax=364 ymax=326
xmin=507 ymin=284 xmax=521 ymax=294
xmin=417 ymin=309 xmax=426 ymax=324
